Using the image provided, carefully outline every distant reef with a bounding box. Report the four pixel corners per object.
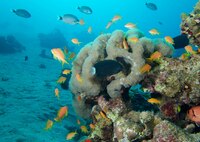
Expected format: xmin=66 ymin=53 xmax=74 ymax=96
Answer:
xmin=38 ymin=29 xmax=67 ymax=49
xmin=0 ymin=35 xmax=25 ymax=54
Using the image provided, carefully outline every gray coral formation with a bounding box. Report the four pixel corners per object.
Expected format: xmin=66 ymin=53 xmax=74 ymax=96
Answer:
xmin=69 ymin=29 xmax=173 ymax=117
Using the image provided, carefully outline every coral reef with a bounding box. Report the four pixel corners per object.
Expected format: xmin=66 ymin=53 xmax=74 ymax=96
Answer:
xmin=180 ymin=0 xmax=200 ymax=46
xmin=69 ymin=29 xmax=173 ymax=118
xmin=38 ymin=29 xmax=67 ymax=49
xmin=0 ymin=35 xmax=25 ymax=54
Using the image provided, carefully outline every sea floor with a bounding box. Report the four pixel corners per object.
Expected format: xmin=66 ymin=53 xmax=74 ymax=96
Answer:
xmin=0 ymin=44 xmax=80 ymax=142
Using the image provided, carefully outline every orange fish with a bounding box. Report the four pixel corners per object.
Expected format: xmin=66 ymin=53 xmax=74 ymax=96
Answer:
xmin=147 ymin=51 xmax=162 ymax=61
xmin=80 ymin=125 xmax=89 ymax=133
xmin=79 ymin=19 xmax=85 ymax=25
xmin=106 ymin=21 xmax=113 ymax=29
xmin=187 ymin=106 xmax=200 ymax=124
xmin=122 ymin=38 xmax=129 ymax=50
xmin=51 ymin=48 xmax=69 ymax=65
xmin=76 ymin=73 xmax=83 ymax=83
xmin=149 ymin=29 xmax=160 ymax=35
xmin=140 ymin=64 xmax=151 ymax=74
xmin=128 ymin=37 xmax=139 ymax=43
xmin=147 ymin=98 xmax=161 ymax=104
xmin=88 ymin=26 xmax=92 ymax=34
xmin=54 ymin=106 xmax=68 ymax=122
xmin=111 ymin=15 xmax=122 ymax=22
xmin=100 ymin=111 xmax=108 ymax=119
xmin=89 ymin=123 xmax=95 ymax=129
xmin=77 ymin=95 xmax=82 ymax=101
xmin=185 ymin=45 xmax=197 ymax=54
xmin=180 ymin=53 xmax=190 ymax=60
xmin=54 ymin=88 xmax=59 ymax=99
xmin=62 ymin=69 xmax=71 ymax=75
xmin=164 ymin=36 xmax=174 ymax=44
xmin=44 ymin=119 xmax=53 ymax=130
xmin=57 ymin=76 xmax=66 ymax=84
xmin=124 ymin=22 xmax=136 ymax=29
xmin=71 ymin=38 xmax=81 ymax=45
xmin=198 ymin=48 xmax=200 ymax=53
xmin=68 ymin=52 xmax=76 ymax=60
xmin=66 ymin=131 xmax=77 ymax=140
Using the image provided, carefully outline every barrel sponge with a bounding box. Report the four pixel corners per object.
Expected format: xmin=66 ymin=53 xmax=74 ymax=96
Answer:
xmin=69 ymin=29 xmax=174 ymax=116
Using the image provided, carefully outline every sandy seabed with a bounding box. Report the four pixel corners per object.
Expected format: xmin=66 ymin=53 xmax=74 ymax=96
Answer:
xmin=0 ymin=43 xmax=78 ymax=142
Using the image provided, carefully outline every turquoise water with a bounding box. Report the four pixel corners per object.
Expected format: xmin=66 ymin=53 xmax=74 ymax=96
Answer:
xmin=0 ymin=0 xmax=198 ymax=142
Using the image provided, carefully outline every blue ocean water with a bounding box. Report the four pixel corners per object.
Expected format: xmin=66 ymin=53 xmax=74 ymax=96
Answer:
xmin=0 ymin=0 xmax=198 ymax=142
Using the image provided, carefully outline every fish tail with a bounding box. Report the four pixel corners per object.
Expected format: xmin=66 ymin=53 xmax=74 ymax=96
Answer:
xmin=11 ymin=9 xmax=16 ymax=13
xmin=57 ymin=16 xmax=62 ymax=20
xmin=146 ymin=57 xmax=152 ymax=62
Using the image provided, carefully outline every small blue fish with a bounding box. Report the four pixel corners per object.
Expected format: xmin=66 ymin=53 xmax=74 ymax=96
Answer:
xmin=12 ymin=9 xmax=31 ymax=18
xmin=145 ymin=2 xmax=157 ymax=11
xmin=77 ymin=6 xmax=92 ymax=15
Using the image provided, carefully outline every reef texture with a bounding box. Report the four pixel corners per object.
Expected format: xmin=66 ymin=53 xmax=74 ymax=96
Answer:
xmin=181 ymin=0 xmax=200 ymax=46
xmin=69 ymin=29 xmax=174 ymax=118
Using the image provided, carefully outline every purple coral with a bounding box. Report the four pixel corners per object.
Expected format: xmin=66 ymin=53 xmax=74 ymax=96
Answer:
xmin=160 ymin=102 xmax=178 ymax=120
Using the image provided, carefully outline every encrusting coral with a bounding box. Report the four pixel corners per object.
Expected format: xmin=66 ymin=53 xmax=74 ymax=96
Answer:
xmin=181 ymin=0 xmax=200 ymax=46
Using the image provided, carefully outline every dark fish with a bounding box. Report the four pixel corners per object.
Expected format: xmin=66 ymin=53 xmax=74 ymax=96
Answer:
xmin=77 ymin=6 xmax=92 ymax=15
xmin=145 ymin=2 xmax=157 ymax=11
xmin=173 ymin=34 xmax=189 ymax=49
xmin=12 ymin=9 xmax=31 ymax=18
xmin=158 ymin=21 xmax=163 ymax=25
xmin=91 ymin=60 xmax=123 ymax=78
xmin=24 ymin=56 xmax=28 ymax=61
xmin=58 ymin=14 xmax=79 ymax=25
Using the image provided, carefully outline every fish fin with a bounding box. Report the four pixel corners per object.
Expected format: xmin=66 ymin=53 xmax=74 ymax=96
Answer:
xmin=146 ymin=57 xmax=152 ymax=62
xmin=57 ymin=16 xmax=62 ymax=20
xmin=77 ymin=6 xmax=80 ymax=9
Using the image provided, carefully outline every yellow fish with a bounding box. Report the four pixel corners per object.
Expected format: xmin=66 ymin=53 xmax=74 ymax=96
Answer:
xmin=164 ymin=36 xmax=174 ymax=45
xmin=147 ymin=98 xmax=161 ymax=104
xmin=128 ymin=37 xmax=139 ymax=43
xmin=71 ymin=38 xmax=81 ymax=45
xmin=88 ymin=26 xmax=92 ymax=34
xmin=80 ymin=125 xmax=89 ymax=133
xmin=44 ymin=119 xmax=53 ymax=130
xmin=124 ymin=22 xmax=136 ymax=29
xmin=79 ymin=19 xmax=85 ymax=25
xmin=57 ymin=76 xmax=67 ymax=84
xmin=149 ymin=29 xmax=160 ymax=35
xmin=62 ymin=69 xmax=71 ymax=75
xmin=89 ymin=123 xmax=95 ymax=130
xmin=185 ymin=45 xmax=197 ymax=54
xmin=76 ymin=73 xmax=83 ymax=83
xmin=111 ymin=15 xmax=122 ymax=22
xmin=54 ymin=88 xmax=59 ymax=99
xmin=140 ymin=64 xmax=151 ymax=74
xmin=51 ymin=48 xmax=69 ymax=65
xmin=147 ymin=51 xmax=162 ymax=61
xmin=54 ymin=106 xmax=68 ymax=122
xmin=66 ymin=131 xmax=77 ymax=140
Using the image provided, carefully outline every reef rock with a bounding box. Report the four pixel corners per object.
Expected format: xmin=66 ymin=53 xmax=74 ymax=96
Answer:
xmin=38 ymin=29 xmax=67 ymax=49
xmin=0 ymin=35 xmax=25 ymax=54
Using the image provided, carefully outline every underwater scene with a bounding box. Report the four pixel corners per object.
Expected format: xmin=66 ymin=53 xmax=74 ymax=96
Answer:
xmin=1 ymin=0 xmax=200 ymax=142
